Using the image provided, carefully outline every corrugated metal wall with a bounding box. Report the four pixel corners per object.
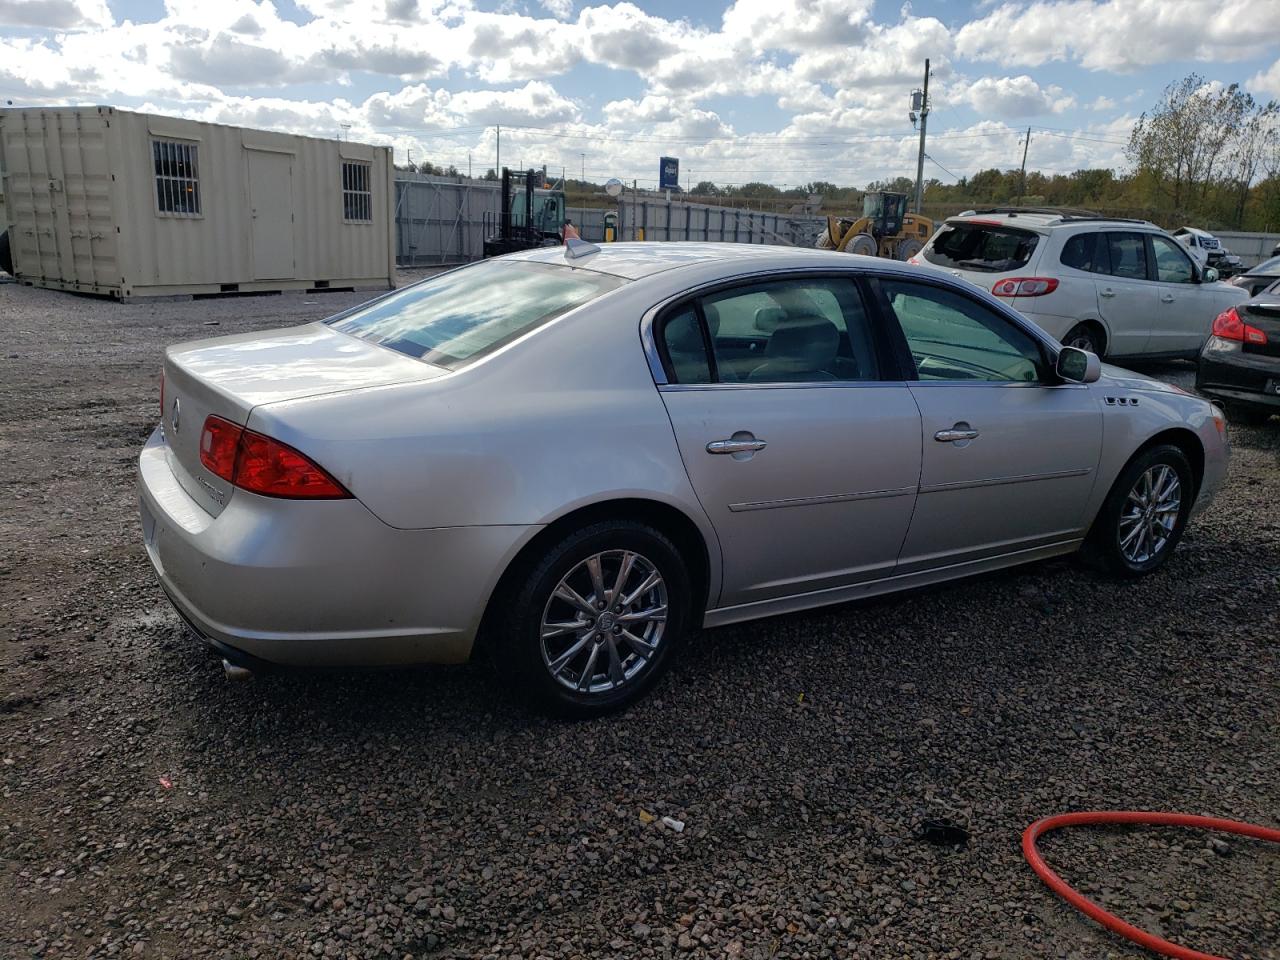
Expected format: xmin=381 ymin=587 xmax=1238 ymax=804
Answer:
xmin=1212 ymin=231 xmax=1280 ymax=267
xmin=0 ymin=107 xmax=396 ymax=297
xmin=395 ymin=175 xmax=828 ymax=265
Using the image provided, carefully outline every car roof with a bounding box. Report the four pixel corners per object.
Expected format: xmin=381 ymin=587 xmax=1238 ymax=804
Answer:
xmin=1175 ymin=226 xmax=1214 ymax=238
xmin=945 ymin=210 xmax=1156 ymax=232
xmin=506 ymin=241 xmax=895 ymax=280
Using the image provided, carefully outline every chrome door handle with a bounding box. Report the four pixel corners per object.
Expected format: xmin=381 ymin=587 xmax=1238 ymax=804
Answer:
xmin=1161 ymin=293 xmax=1176 ymax=303
xmin=707 ymin=437 xmax=767 ymax=454
xmin=1100 ymin=288 xmax=1116 ymax=298
xmin=935 ymin=428 xmax=979 ymax=443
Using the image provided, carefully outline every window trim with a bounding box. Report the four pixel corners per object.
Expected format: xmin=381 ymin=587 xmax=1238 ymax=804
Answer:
xmin=647 ymin=270 xmax=906 ymax=388
xmin=341 ymin=159 xmax=373 ymax=224
xmin=151 ymin=137 xmax=202 ymax=219
xmin=868 ymin=272 xmax=1058 ymax=385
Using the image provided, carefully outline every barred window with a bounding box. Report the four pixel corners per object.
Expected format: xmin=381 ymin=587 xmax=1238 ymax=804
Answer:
xmin=342 ymin=161 xmax=372 ymax=222
xmin=153 ymin=139 xmax=201 ymax=216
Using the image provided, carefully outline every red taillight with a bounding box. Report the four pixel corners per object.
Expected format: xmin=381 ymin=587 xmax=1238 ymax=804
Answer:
xmin=198 ymin=415 xmax=350 ymax=499
xmin=991 ymin=277 xmax=1060 ymax=297
xmin=200 ymin=415 xmax=241 ymax=482
xmin=1211 ymin=307 xmax=1268 ymax=345
xmin=234 ymin=431 xmax=349 ymax=498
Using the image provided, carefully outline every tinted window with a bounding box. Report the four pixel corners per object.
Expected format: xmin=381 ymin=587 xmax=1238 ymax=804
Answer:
xmin=1060 ymin=232 xmax=1109 ymax=274
xmin=698 ymin=278 xmax=881 ymax=384
xmin=1107 ymin=233 xmax=1149 ymax=281
xmin=882 ymin=280 xmax=1044 ymax=383
xmin=660 ymin=306 xmax=712 ymax=384
xmin=1151 ymin=235 xmax=1194 ymax=283
xmin=923 ymin=223 xmax=1040 ymax=272
xmin=329 ymin=261 xmax=624 ymax=369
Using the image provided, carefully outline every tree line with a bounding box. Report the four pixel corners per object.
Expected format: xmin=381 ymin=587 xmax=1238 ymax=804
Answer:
xmin=394 ymin=74 xmax=1280 ymax=231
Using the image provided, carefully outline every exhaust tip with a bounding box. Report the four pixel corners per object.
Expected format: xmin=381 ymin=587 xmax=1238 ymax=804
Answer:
xmin=222 ymin=658 xmax=253 ymax=681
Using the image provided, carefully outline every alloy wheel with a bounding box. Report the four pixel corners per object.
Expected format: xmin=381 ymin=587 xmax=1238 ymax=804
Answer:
xmin=1118 ymin=464 xmax=1181 ymax=564
xmin=539 ymin=550 xmax=668 ymax=695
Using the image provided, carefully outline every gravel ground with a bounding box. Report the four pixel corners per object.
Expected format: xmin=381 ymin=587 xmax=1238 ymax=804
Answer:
xmin=1 ymin=275 xmax=1278 ymax=960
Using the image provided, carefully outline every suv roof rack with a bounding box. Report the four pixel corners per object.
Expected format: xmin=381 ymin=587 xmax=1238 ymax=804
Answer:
xmin=962 ymin=206 xmax=1151 ymax=226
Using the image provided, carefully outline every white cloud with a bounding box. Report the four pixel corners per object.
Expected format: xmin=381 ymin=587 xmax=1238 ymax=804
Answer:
xmin=721 ymin=0 xmax=875 ymax=52
xmin=957 ymin=0 xmax=1280 ymax=72
xmin=1248 ymin=60 xmax=1280 ymax=100
xmin=538 ymin=0 xmax=574 ymax=19
xmin=965 ymin=75 xmax=1075 ymax=118
xmin=0 ymin=0 xmax=111 ymax=29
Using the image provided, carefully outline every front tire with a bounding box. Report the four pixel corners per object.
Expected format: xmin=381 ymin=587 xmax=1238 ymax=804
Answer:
xmin=1083 ymin=444 xmax=1193 ymax=578
xmin=496 ymin=521 xmax=691 ymax=718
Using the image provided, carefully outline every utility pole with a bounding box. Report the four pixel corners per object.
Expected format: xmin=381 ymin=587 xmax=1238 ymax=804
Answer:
xmin=913 ymin=58 xmax=930 ymax=214
xmin=495 ymin=124 xmax=500 ymax=176
xmin=468 ymin=152 xmax=472 ymax=179
xmin=581 ymin=153 xmax=585 ymax=183
xmin=1017 ymin=127 xmax=1031 ymax=205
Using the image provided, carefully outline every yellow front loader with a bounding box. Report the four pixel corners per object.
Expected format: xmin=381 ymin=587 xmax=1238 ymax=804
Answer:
xmin=817 ymin=191 xmax=934 ymax=260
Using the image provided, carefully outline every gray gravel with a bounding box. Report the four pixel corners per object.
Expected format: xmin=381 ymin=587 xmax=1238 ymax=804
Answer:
xmin=1 ymin=277 xmax=1278 ymax=959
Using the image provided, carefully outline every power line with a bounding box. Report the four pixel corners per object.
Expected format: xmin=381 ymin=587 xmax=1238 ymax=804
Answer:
xmin=924 ymin=153 xmax=962 ymax=182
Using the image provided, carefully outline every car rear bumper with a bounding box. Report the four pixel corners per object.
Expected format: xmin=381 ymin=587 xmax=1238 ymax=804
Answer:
xmin=1196 ymin=347 xmax=1280 ymax=408
xmin=137 ymin=426 xmax=535 ymax=667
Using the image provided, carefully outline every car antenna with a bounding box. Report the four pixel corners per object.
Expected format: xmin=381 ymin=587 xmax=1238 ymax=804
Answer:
xmin=564 ymin=238 xmax=601 ymax=261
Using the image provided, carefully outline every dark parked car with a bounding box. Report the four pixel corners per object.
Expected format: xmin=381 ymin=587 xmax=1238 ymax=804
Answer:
xmin=1227 ymin=256 xmax=1280 ymax=297
xmin=1197 ymin=285 xmax=1280 ymax=424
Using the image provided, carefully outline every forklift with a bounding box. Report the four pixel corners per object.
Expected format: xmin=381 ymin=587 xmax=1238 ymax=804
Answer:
xmin=482 ymin=168 xmax=567 ymax=257
xmin=816 ymin=191 xmax=934 ymax=261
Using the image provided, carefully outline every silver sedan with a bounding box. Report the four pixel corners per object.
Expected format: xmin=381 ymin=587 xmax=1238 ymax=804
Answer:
xmin=138 ymin=242 xmax=1229 ymax=716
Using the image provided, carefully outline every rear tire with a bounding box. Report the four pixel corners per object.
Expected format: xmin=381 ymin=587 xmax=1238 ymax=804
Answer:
xmin=1062 ymin=322 xmax=1104 ymax=357
xmin=0 ymin=231 xmax=12 ymax=276
xmin=1082 ymin=444 xmax=1193 ymax=578
xmin=896 ymin=238 xmax=924 ymax=261
xmin=495 ymin=521 xmax=691 ymax=718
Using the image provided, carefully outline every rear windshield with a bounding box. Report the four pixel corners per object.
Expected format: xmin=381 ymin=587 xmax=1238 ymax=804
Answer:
xmin=924 ymin=222 xmax=1040 ymax=273
xmin=329 ymin=260 xmax=625 ymax=369
xmin=1251 ymin=254 xmax=1280 ymax=274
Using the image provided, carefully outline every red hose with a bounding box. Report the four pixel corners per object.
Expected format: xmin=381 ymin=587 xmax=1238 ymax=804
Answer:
xmin=1022 ymin=811 xmax=1280 ymax=960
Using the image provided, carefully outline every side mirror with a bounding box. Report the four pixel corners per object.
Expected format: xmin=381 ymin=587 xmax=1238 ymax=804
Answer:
xmin=1056 ymin=346 xmax=1101 ymax=384
xmin=1201 ymin=266 xmax=1219 ymax=283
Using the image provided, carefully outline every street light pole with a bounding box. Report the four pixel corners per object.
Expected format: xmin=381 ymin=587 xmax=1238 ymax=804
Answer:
xmin=913 ymin=58 xmax=930 ymax=214
xmin=580 ymin=153 xmax=585 ymax=183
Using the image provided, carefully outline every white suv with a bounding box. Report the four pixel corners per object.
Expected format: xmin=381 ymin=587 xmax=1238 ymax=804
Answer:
xmin=913 ymin=210 xmax=1248 ymax=359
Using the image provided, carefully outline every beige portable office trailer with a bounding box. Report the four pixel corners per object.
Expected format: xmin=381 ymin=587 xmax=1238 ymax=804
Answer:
xmin=0 ymin=106 xmax=395 ymax=299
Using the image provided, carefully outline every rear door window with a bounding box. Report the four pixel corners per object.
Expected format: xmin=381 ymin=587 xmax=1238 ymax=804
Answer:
xmin=1105 ymin=233 xmax=1150 ymax=281
xmin=923 ymin=222 xmax=1040 ymax=273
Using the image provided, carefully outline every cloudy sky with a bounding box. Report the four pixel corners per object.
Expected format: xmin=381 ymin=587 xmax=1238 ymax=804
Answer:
xmin=2 ymin=0 xmax=1279 ymax=189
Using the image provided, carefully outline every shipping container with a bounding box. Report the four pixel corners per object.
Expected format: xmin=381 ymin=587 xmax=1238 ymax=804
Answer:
xmin=0 ymin=106 xmax=395 ymax=299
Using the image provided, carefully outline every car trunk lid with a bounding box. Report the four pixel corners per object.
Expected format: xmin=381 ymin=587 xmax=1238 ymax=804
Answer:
xmin=1240 ymin=300 xmax=1280 ymax=359
xmin=161 ymin=322 xmax=443 ymax=516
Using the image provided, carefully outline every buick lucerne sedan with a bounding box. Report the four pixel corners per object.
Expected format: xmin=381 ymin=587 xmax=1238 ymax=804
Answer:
xmin=139 ymin=242 xmax=1228 ymax=716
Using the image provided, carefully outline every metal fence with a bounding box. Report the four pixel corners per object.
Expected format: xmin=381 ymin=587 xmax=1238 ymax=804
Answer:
xmin=394 ymin=174 xmax=827 ymax=265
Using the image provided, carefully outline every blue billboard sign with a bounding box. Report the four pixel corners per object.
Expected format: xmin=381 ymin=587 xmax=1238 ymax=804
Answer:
xmin=659 ymin=156 xmax=679 ymax=191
